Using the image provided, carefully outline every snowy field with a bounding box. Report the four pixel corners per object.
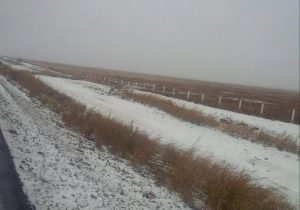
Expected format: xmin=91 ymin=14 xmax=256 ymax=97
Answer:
xmin=0 ymin=57 xmax=47 ymax=73
xmin=36 ymin=75 xmax=300 ymax=208
xmin=0 ymin=75 xmax=191 ymax=209
xmin=133 ymin=90 xmax=300 ymax=139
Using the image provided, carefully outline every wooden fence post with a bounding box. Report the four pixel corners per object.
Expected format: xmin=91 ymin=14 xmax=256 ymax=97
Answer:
xmin=162 ymin=86 xmax=165 ymax=93
xmin=172 ymin=88 xmax=176 ymax=96
xmin=187 ymin=91 xmax=190 ymax=100
xmin=291 ymin=109 xmax=296 ymax=122
xmin=152 ymin=84 xmax=155 ymax=91
xmin=201 ymin=93 xmax=205 ymax=102
xmin=260 ymin=103 xmax=264 ymax=115
xmin=218 ymin=96 xmax=222 ymax=105
xmin=239 ymin=99 xmax=242 ymax=110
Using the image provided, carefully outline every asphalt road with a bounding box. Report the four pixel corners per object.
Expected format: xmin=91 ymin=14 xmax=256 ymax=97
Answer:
xmin=0 ymin=129 xmax=33 ymax=210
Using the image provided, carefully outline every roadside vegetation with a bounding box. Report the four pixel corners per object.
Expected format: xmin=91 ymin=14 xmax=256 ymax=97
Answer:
xmin=0 ymin=64 xmax=294 ymax=210
xmin=122 ymin=90 xmax=299 ymax=155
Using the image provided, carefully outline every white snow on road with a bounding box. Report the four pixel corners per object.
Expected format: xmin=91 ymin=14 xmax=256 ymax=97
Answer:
xmin=0 ymin=75 xmax=191 ymax=210
xmin=37 ymin=75 xmax=300 ymax=208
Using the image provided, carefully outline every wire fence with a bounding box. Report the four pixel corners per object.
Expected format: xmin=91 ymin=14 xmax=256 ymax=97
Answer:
xmin=37 ymin=65 xmax=300 ymax=124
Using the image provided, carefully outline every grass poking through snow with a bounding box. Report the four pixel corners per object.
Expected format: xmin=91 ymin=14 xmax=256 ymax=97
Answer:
xmin=122 ymin=90 xmax=299 ymax=155
xmin=0 ymin=65 xmax=294 ymax=210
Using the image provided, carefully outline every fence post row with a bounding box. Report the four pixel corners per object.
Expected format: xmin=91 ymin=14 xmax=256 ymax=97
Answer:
xmin=44 ymin=67 xmax=297 ymax=123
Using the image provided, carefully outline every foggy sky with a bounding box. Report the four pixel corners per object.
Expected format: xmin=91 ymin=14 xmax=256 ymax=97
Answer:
xmin=0 ymin=0 xmax=299 ymax=90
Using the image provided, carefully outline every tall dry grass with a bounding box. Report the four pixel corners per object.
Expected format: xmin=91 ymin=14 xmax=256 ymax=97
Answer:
xmin=0 ymin=65 xmax=294 ymax=210
xmin=122 ymin=90 xmax=299 ymax=155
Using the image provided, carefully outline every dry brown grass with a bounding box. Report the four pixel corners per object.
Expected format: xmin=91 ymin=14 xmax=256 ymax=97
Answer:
xmin=24 ymin=59 xmax=300 ymax=123
xmin=0 ymin=65 xmax=294 ymax=210
xmin=155 ymin=146 xmax=292 ymax=210
xmin=122 ymin=90 xmax=299 ymax=155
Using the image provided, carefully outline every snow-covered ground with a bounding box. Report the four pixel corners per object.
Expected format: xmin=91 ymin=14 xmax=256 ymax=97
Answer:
xmin=0 ymin=75 xmax=191 ymax=209
xmin=36 ymin=75 xmax=300 ymax=208
xmin=0 ymin=57 xmax=47 ymax=72
xmin=133 ymin=90 xmax=300 ymax=139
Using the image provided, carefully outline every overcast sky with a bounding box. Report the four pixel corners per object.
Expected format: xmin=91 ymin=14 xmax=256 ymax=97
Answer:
xmin=0 ymin=0 xmax=299 ymax=90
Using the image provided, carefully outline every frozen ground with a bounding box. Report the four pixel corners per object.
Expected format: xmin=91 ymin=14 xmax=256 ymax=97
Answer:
xmin=2 ymin=57 xmax=298 ymax=137
xmin=133 ymin=90 xmax=300 ymax=139
xmin=0 ymin=75 xmax=191 ymax=210
xmin=37 ymin=75 xmax=300 ymax=208
xmin=0 ymin=57 xmax=47 ymax=72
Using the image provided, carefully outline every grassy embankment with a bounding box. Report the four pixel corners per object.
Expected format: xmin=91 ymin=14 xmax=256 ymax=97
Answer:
xmin=0 ymin=65 xmax=294 ymax=210
xmin=122 ymin=90 xmax=299 ymax=155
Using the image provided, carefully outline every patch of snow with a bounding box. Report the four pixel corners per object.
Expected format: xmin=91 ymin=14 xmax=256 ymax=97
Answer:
xmin=20 ymin=61 xmax=48 ymax=71
xmin=0 ymin=75 xmax=190 ymax=210
xmin=1 ymin=60 xmax=35 ymax=72
xmin=1 ymin=56 xmax=18 ymax=62
xmin=0 ymin=59 xmax=47 ymax=72
xmin=36 ymin=75 xmax=300 ymax=208
xmin=133 ymin=90 xmax=300 ymax=139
